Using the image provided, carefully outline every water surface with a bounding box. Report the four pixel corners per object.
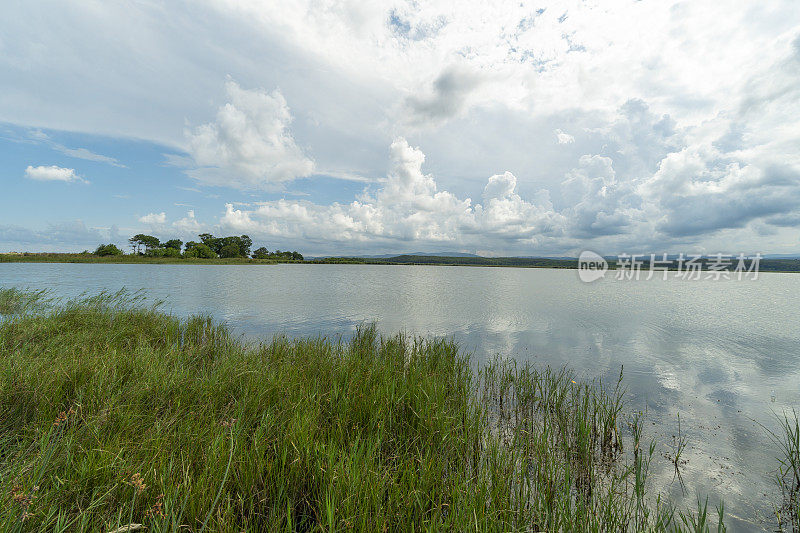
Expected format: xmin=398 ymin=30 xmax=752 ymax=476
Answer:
xmin=1 ymin=263 xmax=798 ymax=530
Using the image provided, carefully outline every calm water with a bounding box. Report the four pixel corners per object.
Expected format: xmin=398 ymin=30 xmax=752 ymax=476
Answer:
xmin=2 ymin=263 xmax=798 ymax=530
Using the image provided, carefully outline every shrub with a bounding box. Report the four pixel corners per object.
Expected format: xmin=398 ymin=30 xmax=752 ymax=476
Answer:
xmin=252 ymin=246 xmax=270 ymax=259
xmin=94 ymin=244 xmax=123 ymax=256
xmin=184 ymin=242 xmax=216 ymax=258
xmin=218 ymin=243 xmax=241 ymax=258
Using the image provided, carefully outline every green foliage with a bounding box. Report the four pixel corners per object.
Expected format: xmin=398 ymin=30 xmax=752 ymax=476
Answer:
xmin=251 ymin=248 xmax=304 ymax=261
xmin=183 ymin=242 xmax=216 ymax=259
xmin=120 ymin=233 xmax=288 ymax=261
xmin=218 ymin=243 xmax=241 ymax=258
xmin=93 ymin=244 xmax=123 ymax=256
xmin=146 ymin=247 xmax=182 ymax=258
xmin=199 ymin=234 xmax=253 ymax=258
xmin=0 ymin=287 xmax=50 ymax=316
xmin=251 ymin=246 xmax=270 ymax=259
xmin=128 ymin=234 xmax=161 ymax=255
xmin=238 ymin=235 xmax=252 ymax=257
xmin=0 ymin=289 xmax=741 ymax=532
xmin=163 ymin=239 xmax=183 ymax=251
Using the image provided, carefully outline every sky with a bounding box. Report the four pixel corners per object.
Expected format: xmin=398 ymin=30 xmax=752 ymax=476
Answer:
xmin=1 ymin=0 xmax=799 ymax=256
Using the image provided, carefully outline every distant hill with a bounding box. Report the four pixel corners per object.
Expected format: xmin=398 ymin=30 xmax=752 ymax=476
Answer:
xmin=310 ymin=251 xmax=481 ymax=259
xmin=310 ymin=254 xmax=578 ymax=268
xmin=310 ymin=254 xmax=800 ymax=272
xmin=361 ymin=251 xmax=482 ymax=259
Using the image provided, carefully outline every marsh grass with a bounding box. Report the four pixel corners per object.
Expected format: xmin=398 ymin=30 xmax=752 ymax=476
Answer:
xmin=0 ymin=288 xmax=743 ymax=531
xmin=0 ymin=288 xmax=50 ymax=317
xmin=769 ymin=409 xmax=800 ymax=531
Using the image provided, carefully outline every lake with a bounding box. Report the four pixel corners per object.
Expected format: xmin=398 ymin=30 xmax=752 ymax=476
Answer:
xmin=1 ymin=262 xmax=798 ymax=531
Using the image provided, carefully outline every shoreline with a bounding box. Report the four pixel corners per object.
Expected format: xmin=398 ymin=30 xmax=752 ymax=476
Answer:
xmin=2 ymin=253 xmax=800 ymax=273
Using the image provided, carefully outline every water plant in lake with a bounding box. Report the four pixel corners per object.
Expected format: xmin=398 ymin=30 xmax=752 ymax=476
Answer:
xmin=768 ymin=409 xmax=800 ymax=531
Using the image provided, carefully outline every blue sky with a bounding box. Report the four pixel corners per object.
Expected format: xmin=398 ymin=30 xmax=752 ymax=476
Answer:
xmin=2 ymin=1 xmax=799 ymax=256
xmin=0 ymin=122 xmax=368 ymax=252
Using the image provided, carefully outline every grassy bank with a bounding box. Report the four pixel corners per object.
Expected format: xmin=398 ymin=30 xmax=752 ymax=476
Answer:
xmin=0 ymin=289 xmax=797 ymax=531
xmin=0 ymin=254 xmax=300 ymax=265
xmin=4 ymin=253 xmax=800 ymax=273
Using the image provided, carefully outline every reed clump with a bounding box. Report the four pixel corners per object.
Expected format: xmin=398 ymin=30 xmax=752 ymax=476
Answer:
xmin=0 ymin=288 xmax=734 ymax=531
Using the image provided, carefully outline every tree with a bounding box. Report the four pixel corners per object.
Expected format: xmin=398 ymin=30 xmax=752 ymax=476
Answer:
xmin=194 ymin=244 xmax=216 ymax=259
xmin=198 ymin=233 xmax=217 ymax=250
xmin=129 ymin=234 xmax=160 ymax=254
xmin=128 ymin=235 xmax=143 ymax=254
xmin=141 ymin=235 xmax=161 ymax=251
xmin=163 ymin=239 xmax=183 ymax=251
xmin=184 ymin=241 xmax=216 ymax=259
xmin=196 ymin=233 xmax=251 ymax=258
xmin=94 ymin=244 xmax=123 ymax=256
xmin=252 ymin=247 xmax=270 ymax=259
xmin=238 ymin=235 xmax=252 ymax=257
xmin=219 ymin=243 xmax=241 ymax=258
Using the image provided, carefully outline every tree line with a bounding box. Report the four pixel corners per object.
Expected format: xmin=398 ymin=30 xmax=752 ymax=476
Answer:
xmin=94 ymin=234 xmax=303 ymax=261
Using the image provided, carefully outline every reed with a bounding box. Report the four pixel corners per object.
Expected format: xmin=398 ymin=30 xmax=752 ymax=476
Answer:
xmin=769 ymin=409 xmax=800 ymax=531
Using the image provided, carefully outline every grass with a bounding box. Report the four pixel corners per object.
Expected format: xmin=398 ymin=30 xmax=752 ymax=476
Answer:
xmin=1 ymin=288 xmax=791 ymax=531
xmin=769 ymin=410 xmax=800 ymax=531
xmin=0 ymin=253 xmax=300 ymax=265
xmin=4 ymin=252 xmax=800 ymax=273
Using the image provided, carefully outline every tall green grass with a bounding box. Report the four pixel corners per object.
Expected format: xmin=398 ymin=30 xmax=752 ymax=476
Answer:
xmin=0 ymin=287 xmax=50 ymax=316
xmin=0 ymin=288 xmax=762 ymax=531
xmin=769 ymin=410 xmax=800 ymax=531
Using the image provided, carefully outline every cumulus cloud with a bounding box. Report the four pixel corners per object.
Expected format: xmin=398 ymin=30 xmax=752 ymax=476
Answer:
xmin=217 ymin=137 xmax=569 ymax=252
xmin=172 ymin=210 xmax=202 ymax=233
xmin=221 ymin=137 xmax=472 ymax=242
xmin=3 ymin=2 xmax=800 ymax=254
xmin=213 ymin=116 xmax=800 ymax=255
xmin=138 ymin=212 xmax=167 ymax=225
xmin=133 ymin=210 xmax=206 ymax=238
xmin=560 ymin=155 xmax=636 ymax=238
xmin=24 ymin=165 xmax=84 ymax=183
xmin=555 ymin=129 xmax=575 ymax=144
xmin=637 ymin=146 xmax=800 ymax=238
xmin=183 ymin=80 xmax=314 ymax=189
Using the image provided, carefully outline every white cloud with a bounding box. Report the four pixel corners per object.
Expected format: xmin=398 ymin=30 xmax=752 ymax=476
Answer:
xmin=214 ymin=126 xmax=800 ymax=255
xmin=24 ymin=165 xmax=84 ymax=183
xmin=172 ymin=210 xmax=203 ymax=234
xmin=218 ymin=138 xmax=565 ymax=252
xmin=138 ymin=212 xmax=167 ymax=225
xmin=182 ymin=80 xmax=314 ymax=189
xmin=55 ymin=145 xmax=124 ymax=167
xmin=25 ymin=129 xmax=125 ymax=167
xmin=2 ymin=2 xmax=800 ymax=254
xmin=555 ymin=129 xmax=575 ymax=144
